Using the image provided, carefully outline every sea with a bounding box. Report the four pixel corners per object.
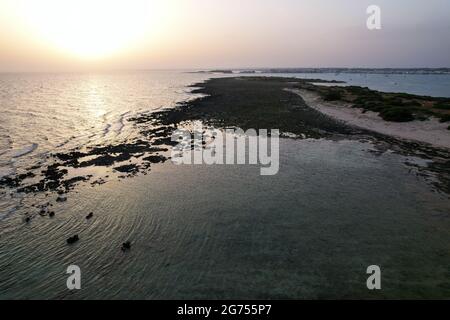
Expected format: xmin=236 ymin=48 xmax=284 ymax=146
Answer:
xmin=0 ymin=71 xmax=449 ymax=299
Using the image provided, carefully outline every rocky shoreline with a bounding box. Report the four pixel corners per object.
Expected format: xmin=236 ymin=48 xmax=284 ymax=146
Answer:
xmin=1 ymin=76 xmax=449 ymax=226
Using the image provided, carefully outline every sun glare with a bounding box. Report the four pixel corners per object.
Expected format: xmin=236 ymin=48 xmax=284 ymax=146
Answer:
xmin=18 ymin=0 xmax=162 ymax=59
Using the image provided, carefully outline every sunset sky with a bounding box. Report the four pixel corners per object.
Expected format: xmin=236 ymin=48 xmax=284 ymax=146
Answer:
xmin=0 ymin=0 xmax=449 ymax=72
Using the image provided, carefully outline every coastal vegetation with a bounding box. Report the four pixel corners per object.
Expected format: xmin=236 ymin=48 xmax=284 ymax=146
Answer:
xmin=296 ymin=82 xmax=450 ymax=123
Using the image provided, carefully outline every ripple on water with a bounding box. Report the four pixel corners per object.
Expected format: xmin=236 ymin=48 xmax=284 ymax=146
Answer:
xmin=12 ymin=143 xmax=39 ymax=159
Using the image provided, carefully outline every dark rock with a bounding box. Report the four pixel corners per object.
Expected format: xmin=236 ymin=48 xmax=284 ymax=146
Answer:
xmin=86 ymin=212 xmax=94 ymax=220
xmin=143 ymin=155 xmax=167 ymax=164
xmin=67 ymin=235 xmax=80 ymax=245
xmin=113 ymin=164 xmax=139 ymax=174
xmin=122 ymin=241 xmax=131 ymax=251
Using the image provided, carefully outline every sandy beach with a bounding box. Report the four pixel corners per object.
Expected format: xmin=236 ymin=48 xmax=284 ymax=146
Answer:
xmin=290 ymin=88 xmax=450 ymax=150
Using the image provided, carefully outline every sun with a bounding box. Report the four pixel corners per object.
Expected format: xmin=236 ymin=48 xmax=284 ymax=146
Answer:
xmin=19 ymin=0 xmax=161 ymax=59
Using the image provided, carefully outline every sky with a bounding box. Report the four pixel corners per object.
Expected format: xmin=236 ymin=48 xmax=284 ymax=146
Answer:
xmin=0 ymin=0 xmax=449 ymax=72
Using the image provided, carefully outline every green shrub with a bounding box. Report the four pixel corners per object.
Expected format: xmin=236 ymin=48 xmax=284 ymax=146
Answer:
xmin=384 ymin=97 xmax=405 ymax=106
xmin=380 ymin=108 xmax=414 ymax=122
xmin=323 ymin=90 xmax=342 ymax=101
xmin=417 ymin=115 xmax=430 ymax=121
xmin=439 ymin=114 xmax=450 ymax=123
xmin=434 ymin=102 xmax=450 ymax=110
xmin=409 ymin=100 xmax=422 ymax=107
xmin=364 ymin=100 xmax=381 ymax=107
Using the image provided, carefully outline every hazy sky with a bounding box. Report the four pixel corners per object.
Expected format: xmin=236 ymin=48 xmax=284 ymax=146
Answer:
xmin=0 ymin=0 xmax=449 ymax=71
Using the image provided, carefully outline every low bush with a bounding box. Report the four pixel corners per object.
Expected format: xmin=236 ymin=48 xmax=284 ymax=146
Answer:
xmin=434 ymin=102 xmax=450 ymax=110
xmin=379 ymin=107 xmax=414 ymax=122
xmin=384 ymin=97 xmax=405 ymax=106
xmin=323 ymin=90 xmax=342 ymax=101
xmin=408 ymin=100 xmax=422 ymax=107
xmin=439 ymin=114 xmax=450 ymax=123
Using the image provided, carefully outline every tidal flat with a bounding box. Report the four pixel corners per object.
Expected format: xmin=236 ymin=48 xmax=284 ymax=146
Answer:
xmin=0 ymin=76 xmax=449 ymax=299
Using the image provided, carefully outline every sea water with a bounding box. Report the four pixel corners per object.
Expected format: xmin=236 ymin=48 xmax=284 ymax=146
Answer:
xmin=0 ymin=71 xmax=449 ymax=299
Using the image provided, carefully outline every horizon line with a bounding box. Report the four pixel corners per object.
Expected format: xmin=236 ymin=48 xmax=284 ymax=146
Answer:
xmin=1 ymin=66 xmax=450 ymax=74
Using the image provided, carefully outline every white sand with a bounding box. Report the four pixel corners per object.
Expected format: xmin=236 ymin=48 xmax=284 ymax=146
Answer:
xmin=288 ymin=89 xmax=450 ymax=150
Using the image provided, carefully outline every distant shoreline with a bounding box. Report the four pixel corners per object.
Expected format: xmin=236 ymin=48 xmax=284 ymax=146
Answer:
xmin=193 ymin=67 xmax=450 ymax=75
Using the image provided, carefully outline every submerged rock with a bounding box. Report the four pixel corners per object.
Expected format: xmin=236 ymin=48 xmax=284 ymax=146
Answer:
xmin=143 ymin=155 xmax=167 ymax=164
xmin=67 ymin=235 xmax=80 ymax=245
xmin=113 ymin=164 xmax=139 ymax=174
xmin=121 ymin=241 xmax=131 ymax=251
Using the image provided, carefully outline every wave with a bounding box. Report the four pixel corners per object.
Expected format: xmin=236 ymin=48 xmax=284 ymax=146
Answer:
xmin=112 ymin=111 xmax=130 ymax=135
xmin=103 ymin=111 xmax=130 ymax=138
xmin=12 ymin=143 xmax=38 ymax=159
